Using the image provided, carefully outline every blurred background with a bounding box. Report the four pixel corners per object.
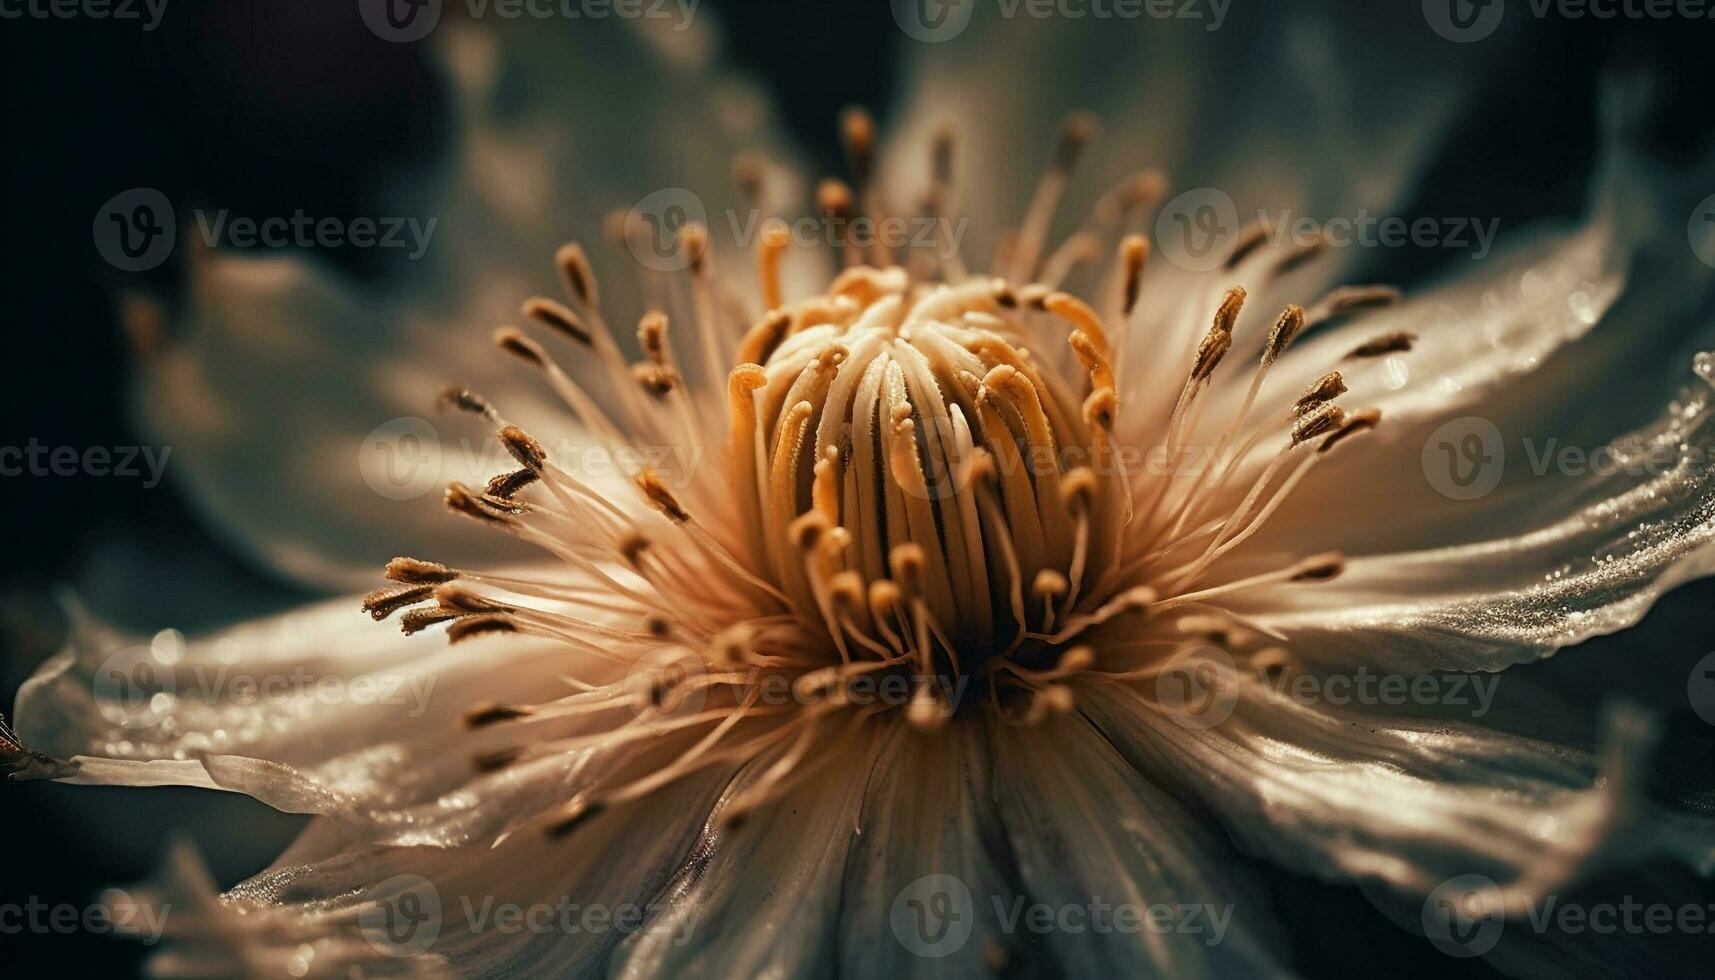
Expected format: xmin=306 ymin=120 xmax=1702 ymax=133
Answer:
xmin=2 ymin=0 xmax=1713 ymax=975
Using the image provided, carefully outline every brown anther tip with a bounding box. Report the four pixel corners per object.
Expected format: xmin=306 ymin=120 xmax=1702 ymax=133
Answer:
xmin=1121 ymin=234 xmax=1149 ymax=314
xmin=889 ymin=543 xmax=927 ymax=584
xmin=1213 ymin=286 xmax=1247 ymax=334
xmin=618 ymin=533 xmax=651 ymax=568
xmin=1053 ymin=112 xmax=1099 ymax=170
xmin=760 ymin=219 xmax=790 ymax=250
xmin=448 ymin=615 xmax=518 ymax=644
xmin=633 ymin=363 xmax=680 ymax=399
xmin=1290 ymin=403 xmax=1346 ymax=446
xmin=636 ymin=469 xmax=690 ymax=524
xmin=990 ymin=283 xmax=1018 ymax=309
xmin=485 ymin=467 xmax=539 ymax=500
xmin=1319 ymin=408 xmax=1381 ymax=454
xmin=678 ymin=224 xmax=709 ymax=274
xmin=445 ymin=482 xmax=518 ymax=527
xmin=789 ymin=511 xmax=834 ymax=553
xmin=828 ymin=570 xmax=865 ymax=608
xmin=1346 ymin=331 xmax=1418 ymax=359
xmin=645 ymin=616 xmax=672 ymax=639
xmin=434 ymin=586 xmax=512 ymax=614
xmin=868 ymin=579 xmax=902 ymax=614
xmin=1289 ymin=552 xmax=1346 ymax=582
xmin=1083 ymin=387 xmax=1118 ymax=430
xmin=840 ymin=107 xmax=876 ymax=183
xmin=1032 ymin=568 xmax=1069 ymax=599
xmin=400 ymin=607 xmax=457 ymax=636
xmin=930 ymin=124 xmax=956 ymax=185
xmin=1191 ymin=325 xmax=1234 ymax=383
xmin=437 ymin=386 xmax=493 ymax=417
xmin=1224 ymin=222 xmax=1270 ymax=270
xmin=499 ymin=426 xmax=547 ymax=471
xmin=1263 ymin=305 xmax=1308 ymax=364
xmin=554 ymin=243 xmax=597 ymax=306
xmin=472 ymin=746 xmax=523 ymax=774
xmin=546 ymin=799 xmax=607 ymax=838
xmin=1293 ymin=371 xmax=1347 ymax=418
xmin=522 ymin=297 xmax=593 ymax=347
xmin=1060 ymin=467 xmax=1098 ymax=509
xmin=360 ymin=584 xmax=434 ymax=622
xmin=1315 ymin=285 xmax=1402 ymax=324
xmin=494 ymin=327 xmax=544 ymax=367
xmin=385 ymin=557 xmax=457 ymax=585
xmin=463 ymin=702 xmax=534 ymax=729
xmin=1018 ymin=284 xmax=1051 ymax=310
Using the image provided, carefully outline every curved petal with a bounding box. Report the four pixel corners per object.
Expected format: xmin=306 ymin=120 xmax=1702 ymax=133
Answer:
xmin=1230 ymin=350 xmax=1715 ymax=673
xmin=985 ymin=712 xmax=1288 ymax=977
xmin=1078 ymin=678 xmax=1715 ymax=914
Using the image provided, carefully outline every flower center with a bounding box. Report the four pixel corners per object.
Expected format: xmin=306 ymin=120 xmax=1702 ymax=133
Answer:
xmin=728 ymin=267 xmax=1124 ymax=675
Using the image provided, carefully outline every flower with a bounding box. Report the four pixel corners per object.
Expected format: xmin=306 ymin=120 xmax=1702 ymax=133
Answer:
xmin=8 ymin=8 xmax=1715 ymax=978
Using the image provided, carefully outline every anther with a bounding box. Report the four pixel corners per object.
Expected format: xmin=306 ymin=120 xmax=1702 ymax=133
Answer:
xmin=522 ymin=297 xmax=593 ymax=346
xmin=434 ymin=586 xmax=513 ymax=614
xmin=1261 ymin=305 xmax=1307 ymax=365
xmin=554 ymin=243 xmax=598 ymax=307
xmin=485 ymin=468 xmax=539 ymax=499
xmin=463 ymin=702 xmax=534 ymax=729
xmin=1346 ymin=331 xmax=1418 ymax=359
xmin=678 ymin=224 xmax=708 ymax=276
xmin=1293 ymin=372 xmax=1347 ymax=417
xmin=437 ymin=386 xmax=495 ymax=418
xmin=1287 ymin=551 xmax=1346 ymax=582
xmin=1319 ymin=408 xmax=1381 ymax=453
xmin=499 ymin=425 xmax=547 ymax=471
xmin=636 ymin=469 xmax=690 ymax=523
xmin=1290 ymin=403 xmax=1346 ymax=446
xmin=448 ymin=615 xmax=517 ymax=644
xmin=1120 ymin=234 xmax=1149 ymax=315
xmin=385 ymin=557 xmax=457 ymax=584
xmin=446 ymin=482 xmax=518 ymax=527
xmin=361 ymin=585 xmax=434 ymax=621
xmin=401 ymin=607 xmax=457 ymax=636
xmin=546 ymin=799 xmax=607 ymax=838
xmin=494 ymin=327 xmax=546 ymax=368
xmin=840 ymin=107 xmax=876 ymax=188
xmin=473 ymin=746 xmax=523 ymax=774
xmin=1225 ymin=222 xmax=1270 ymax=269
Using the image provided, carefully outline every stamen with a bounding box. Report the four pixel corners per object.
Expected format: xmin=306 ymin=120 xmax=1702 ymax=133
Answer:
xmin=1346 ymin=330 xmax=1418 ymax=359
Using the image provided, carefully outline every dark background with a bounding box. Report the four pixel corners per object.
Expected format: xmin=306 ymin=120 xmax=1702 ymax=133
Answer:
xmin=3 ymin=1 xmax=1713 ymax=976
